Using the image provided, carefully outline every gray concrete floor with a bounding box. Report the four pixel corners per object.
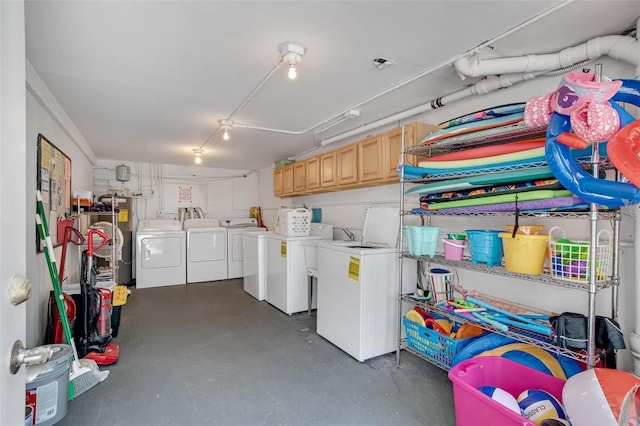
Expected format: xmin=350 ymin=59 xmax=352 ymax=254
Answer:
xmin=58 ymin=279 xmax=455 ymax=426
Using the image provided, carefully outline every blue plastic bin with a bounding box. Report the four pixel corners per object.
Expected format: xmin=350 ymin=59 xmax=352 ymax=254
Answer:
xmin=466 ymin=230 xmax=503 ymax=267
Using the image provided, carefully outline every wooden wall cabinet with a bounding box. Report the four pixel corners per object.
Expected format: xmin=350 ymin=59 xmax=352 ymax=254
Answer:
xmin=383 ymin=122 xmax=439 ymax=181
xmin=273 ymin=167 xmax=284 ymax=197
xmin=358 ymin=135 xmax=383 ymax=183
xmin=338 ymin=144 xmax=358 ymax=186
xmin=272 ymin=122 xmax=439 ymax=197
xmin=320 ymin=151 xmax=337 ymax=189
xmin=306 ymin=156 xmax=320 ymax=191
xmin=282 ymin=164 xmax=294 ymax=195
xmin=293 ymin=161 xmax=306 ymax=193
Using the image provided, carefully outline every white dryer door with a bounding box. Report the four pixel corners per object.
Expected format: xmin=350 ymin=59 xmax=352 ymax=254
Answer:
xmin=189 ymin=230 xmax=226 ymax=262
xmin=141 ymin=235 xmax=184 ymax=269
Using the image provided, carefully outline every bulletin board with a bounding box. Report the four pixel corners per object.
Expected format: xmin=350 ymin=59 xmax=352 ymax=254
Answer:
xmin=37 ymin=133 xmax=71 ymax=251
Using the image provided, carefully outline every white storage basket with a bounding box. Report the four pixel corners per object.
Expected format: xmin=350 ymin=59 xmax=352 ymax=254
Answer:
xmin=274 ymin=208 xmax=312 ymax=236
xmin=547 ymin=226 xmax=612 ymax=283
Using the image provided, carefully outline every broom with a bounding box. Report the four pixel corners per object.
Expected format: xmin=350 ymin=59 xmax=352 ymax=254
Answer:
xmin=36 ymin=191 xmax=109 ymax=400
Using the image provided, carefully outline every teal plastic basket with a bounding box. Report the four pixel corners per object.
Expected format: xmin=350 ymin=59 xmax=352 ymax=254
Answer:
xmin=404 ymin=226 xmax=440 ymax=257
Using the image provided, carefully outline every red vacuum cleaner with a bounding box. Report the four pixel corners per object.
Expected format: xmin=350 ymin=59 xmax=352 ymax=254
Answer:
xmin=80 ymin=228 xmax=120 ymax=366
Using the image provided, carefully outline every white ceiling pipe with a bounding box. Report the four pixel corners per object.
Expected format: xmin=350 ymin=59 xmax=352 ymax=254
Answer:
xmin=319 ymin=72 xmax=537 ymax=147
xmin=454 ymin=35 xmax=640 ymax=78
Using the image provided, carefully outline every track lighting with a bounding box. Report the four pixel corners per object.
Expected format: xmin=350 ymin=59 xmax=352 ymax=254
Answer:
xmin=193 ymin=148 xmax=204 ymax=164
xmin=280 ymin=41 xmax=306 ymax=80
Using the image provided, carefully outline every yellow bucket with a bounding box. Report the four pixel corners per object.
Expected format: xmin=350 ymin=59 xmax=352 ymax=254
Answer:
xmin=498 ymin=232 xmax=549 ymax=275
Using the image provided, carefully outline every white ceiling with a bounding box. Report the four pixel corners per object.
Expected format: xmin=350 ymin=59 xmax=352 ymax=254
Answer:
xmin=25 ymin=1 xmax=640 ymax=170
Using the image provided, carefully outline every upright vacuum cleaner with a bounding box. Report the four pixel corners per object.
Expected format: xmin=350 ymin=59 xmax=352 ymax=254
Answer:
xmin=78 ymin=228 xmax=120 ymax=365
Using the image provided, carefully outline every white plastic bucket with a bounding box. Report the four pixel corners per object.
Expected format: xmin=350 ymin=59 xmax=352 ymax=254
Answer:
xmin=25 ymin=344 xmax=71 ymax=426
xmin=443 ymin=238 xmax=465 ymax=261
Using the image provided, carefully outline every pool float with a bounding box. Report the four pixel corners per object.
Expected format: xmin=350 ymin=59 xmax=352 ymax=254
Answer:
xmin=607 ymin=119 xmax=640 ymax=188
xmin=542 ymin=78 xmax=640 ymax=207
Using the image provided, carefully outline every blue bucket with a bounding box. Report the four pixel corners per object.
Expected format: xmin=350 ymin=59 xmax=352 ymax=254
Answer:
xmin=466 ymin=230 xmax=503 ymax=267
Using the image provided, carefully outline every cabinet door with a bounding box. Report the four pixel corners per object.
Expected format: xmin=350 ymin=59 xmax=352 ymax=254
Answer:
xmin=293 ymin=161 xmax=306 ymax=193
xmin=320 ymin=151 xmax=337 ymax=188
xmin=384 ymin=124 xmax=415 ymax=178
xmin=283 ymin=164 xmax=294 ymax=194
xmin=306 ymin=156 xmax=320 ymax=190
xmin=358 ymin=135 xmax=383 ymax=183
xmin=338 ymin=144 xmax=358 ymax=186
xmin=385 ymin=122 xmax=440 ymax=179
xmin=273 ymin=168 xmax=284 ymax=196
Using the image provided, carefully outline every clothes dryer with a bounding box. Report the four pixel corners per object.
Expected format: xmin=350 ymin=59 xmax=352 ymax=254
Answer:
xmin=183 ymin=218 xmax=227 ymax=283
xmin=220 ymin=218 xmax=266 ymax=279
xmin=135 ymin=219 xmax=186 ymax=288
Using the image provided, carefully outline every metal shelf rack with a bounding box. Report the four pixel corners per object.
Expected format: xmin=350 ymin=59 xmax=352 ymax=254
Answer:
xmin=396 ymin=120 xmax=622 ymax=370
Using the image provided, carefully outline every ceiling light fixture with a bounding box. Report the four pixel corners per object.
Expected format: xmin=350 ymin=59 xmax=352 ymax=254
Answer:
xmin=279 ymin=41 xmax=306 ymax=80
xmin=218 ymin=119 xmax=233 ymax=141
xmin=193 ymin=148 xmax=204 ymax=164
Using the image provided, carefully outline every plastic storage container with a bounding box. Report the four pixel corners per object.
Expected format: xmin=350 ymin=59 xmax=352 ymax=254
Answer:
xmin=466 ymin=230 xmax=503 ymax=267
xmin=502 ymin=224 xmax=545 ymax=235
xmin=404 ymin=226 xmax=440 ymax=257
xmin=25 ymin=344 xmax=72 ymax=426
xmin=499 ymin=232 xmax=549 ymax=275
xmin=548 ymin=226 xmax=612 ymax=282
xmin=403 ymin=313 xmax=480 ymax=369
xmin=448 ymin=356 xmax=566 ymax=426
xmin=275 ymin=208 xmax=312 ymax=236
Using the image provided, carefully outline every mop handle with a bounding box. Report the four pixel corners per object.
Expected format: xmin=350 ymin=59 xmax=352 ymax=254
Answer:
xmin=466 ymin=296 xmax=546 ymax=330
xmin=36 ymin=213 xmax=81 ymax=361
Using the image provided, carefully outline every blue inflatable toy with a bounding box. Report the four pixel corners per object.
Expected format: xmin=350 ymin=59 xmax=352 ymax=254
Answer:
xmin=545 ymin=79 xmax=640 ymax=207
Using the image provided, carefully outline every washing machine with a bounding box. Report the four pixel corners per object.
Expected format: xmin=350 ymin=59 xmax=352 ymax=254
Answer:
xmin=316 ymin=207 xmax=415 ymax=362
xmin=265 ymin=223 xmax=333 ymax=315
xmin=183 ymin=218 xmax=227 ymax=283
xmin=242 ymin=230 xmax=269 ymax=300
xmin=220 ymin=217 xmax=266 ymax=279
xmin=135 ymin=219 xmax=186 ymax=289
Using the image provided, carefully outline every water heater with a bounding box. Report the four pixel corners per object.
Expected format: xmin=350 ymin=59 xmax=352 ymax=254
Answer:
xmin=115 ymin=164 xmax=131 ymax=182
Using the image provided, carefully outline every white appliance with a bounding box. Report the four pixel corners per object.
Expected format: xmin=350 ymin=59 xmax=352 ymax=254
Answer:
xmin=265 ymin=223 xmax=333 ymax=315
xmin=242 ymin=231 xmax=269 ymax=300
xmin=316 ymin=207 xmax=414 ymax=362
xmin=220 ymin=217 xmax=266 ymax=279
xmin=183 ymin=218 xmax=227 ymax=283
xmin=135 ymin=219 xmax=186 ymax=289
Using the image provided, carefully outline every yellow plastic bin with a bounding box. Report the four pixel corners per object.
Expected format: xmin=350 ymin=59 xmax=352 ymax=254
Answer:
xmin=499 ymin=232 xmax=549 ymax=275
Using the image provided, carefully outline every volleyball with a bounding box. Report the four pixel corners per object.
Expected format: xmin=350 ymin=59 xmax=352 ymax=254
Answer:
xmin=517 ymin=389 xmax=566 ymax=424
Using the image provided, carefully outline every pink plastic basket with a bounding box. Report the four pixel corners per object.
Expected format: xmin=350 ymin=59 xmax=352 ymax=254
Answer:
xmin=448 ymin=356 xmax=566 ymax=426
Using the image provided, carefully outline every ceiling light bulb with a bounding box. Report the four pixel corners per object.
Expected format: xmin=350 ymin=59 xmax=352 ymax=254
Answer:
xmin=288 ymin=62 xmax=297 ymax=80
xmin=194 ymin=156 xmax=202 ymax=164
xmin=223 ymin=127 xmax=230 ymax=140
